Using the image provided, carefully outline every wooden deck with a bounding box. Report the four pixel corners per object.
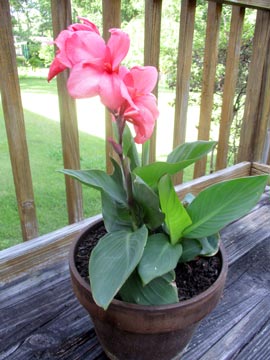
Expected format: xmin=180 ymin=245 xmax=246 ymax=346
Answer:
xmin=1 ymin=186 xmax=270 ymax=359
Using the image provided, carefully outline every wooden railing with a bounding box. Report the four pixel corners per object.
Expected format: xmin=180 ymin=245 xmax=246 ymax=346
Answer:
xmin=0 ymin=0 xmax=269 ymax=242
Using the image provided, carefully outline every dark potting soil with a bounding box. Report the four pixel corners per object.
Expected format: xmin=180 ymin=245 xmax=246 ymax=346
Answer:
xmin=75 ymin=223 xmax=222 ymax=302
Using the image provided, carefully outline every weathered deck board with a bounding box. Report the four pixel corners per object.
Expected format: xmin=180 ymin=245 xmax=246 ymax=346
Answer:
xmin=0 ymin=187 xmax=269 ymax=359
xmin=183 ymin=238 xmax=270 ymax=360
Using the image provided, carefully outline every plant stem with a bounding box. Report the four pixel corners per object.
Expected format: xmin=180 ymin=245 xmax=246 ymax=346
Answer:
xmin=115 ymin=115 xmax=139 ymax=230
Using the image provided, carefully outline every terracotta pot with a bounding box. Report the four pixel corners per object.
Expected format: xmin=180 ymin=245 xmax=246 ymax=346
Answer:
xmin=69 ymin=220 xmax=228 ymax=360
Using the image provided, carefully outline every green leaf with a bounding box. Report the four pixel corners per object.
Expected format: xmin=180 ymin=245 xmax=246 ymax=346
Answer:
xmin=89 ymin=226 xmax=148 ymax=310
xmin=179 ymin=234 xmax=220 ymax=263
xmin=133 ymin=175 xmax=165 ymax=230
xmin=183 ymin=175 xmax=268 ymax=239
xmin=101 ymin=159 xmax=133 ymax=231
xmin=101 ymin=191 xmax=133 ymax=232
xmin=59 ymin=168 xmax=127 ymax=204
xmin=199 ymin=233 xmax=220 ymax=256
xmin=122 ymin=126 xmax=140 ymax=170
xmin=162 ymin=270 xmax=176 ymax=283
xmin=110 ymin=157 xmax=124 ymax=184
xmin=138 ymin=233 xmax=182 ymax=285
xmin=158 ymin=174 xmax=192 ymax=244
xmin=134 ymin=141 xmax=216 ymax=187
xmin=142 ymin=139 xmax=150 ymax=166
xmin=179 ymin=238 xmax=202 ymax=263
xmin=119 ymin=271 xmax=179 ymax=306
xmin=167 ymin=140 xmax=216 ymax=163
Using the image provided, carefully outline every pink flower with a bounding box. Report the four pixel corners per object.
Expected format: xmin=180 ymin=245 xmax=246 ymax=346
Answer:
xmin=48 ymin=19 xmax=130 ymax=111
xmin=121 ymin=66 xmax=159 ymax=144
xmin=67 ymin=28 xmax=130 ymax=110
xmin=48 ymin=18 xmax=101 ymax=81
xmin=48 ymin=19 xmax=159 ymax=143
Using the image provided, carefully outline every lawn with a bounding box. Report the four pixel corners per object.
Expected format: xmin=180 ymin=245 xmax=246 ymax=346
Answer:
xmin=0 ymin=74 xmax=201 ymax=250
xmin=0 ymin=76 xmax=106 ymax=249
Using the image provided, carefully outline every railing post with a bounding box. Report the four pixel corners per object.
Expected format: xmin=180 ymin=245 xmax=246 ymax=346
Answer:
xmin=237 ymin=9 xmax=270 ymax=163
xmin=216 ymin=5 xmax=245 ymax=170
xmin=173 ymin=0 xmax=197 ymax=184
xmin=144 ymin=0 xmax=162 ymax=164
xmin=50 ymin=0 xmax=84 ymax=224
xmin=193 ymin=1 xmax=222 ymax=178
xmin=0 ymin=0 xmax=38 ymax=241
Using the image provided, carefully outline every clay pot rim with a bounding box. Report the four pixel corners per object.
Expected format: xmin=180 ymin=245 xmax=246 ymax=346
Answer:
xmin=69 ymin=218 xmax=228 ymax=312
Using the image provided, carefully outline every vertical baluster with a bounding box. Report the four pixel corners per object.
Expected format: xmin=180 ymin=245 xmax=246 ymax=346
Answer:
xmin=51 ymin=0 xmax=83 ymax=223
xmin=193 ymin=1 xmax=222 ymax=178
xmin=0 ymin=0 xmax=38 ymax=240
xmin=173 ymin=0 xmax=197 ymax=184
xmin=144 ymin=0 xmax=162 ymax=164
xmin=216 ymin=5 xmax=245 ymax=170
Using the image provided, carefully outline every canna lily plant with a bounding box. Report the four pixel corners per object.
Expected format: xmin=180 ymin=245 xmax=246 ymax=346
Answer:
xmin=49 ymin=18 xmax=269 ymax=310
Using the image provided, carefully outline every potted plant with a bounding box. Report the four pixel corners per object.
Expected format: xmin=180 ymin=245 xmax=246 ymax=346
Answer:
xmin=48 ymin=18 xmax=269 ymax=360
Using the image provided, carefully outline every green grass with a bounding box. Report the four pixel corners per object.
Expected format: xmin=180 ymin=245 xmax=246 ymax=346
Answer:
xmin=0 ymin=76 xmax=105 ymax=249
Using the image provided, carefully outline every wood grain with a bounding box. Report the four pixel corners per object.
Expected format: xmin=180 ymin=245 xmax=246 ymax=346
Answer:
xmin=144 ymin=0 xmax=162 ymax=164
xmin=251 ymin=162 xmax=270 ymax=176
xmin=254 ymin=30 xmax=270 ymax=162
xmin=173 ymin=0 xmax=196 ymax=184
xmin=216 ymin=6 xmax=245 ymax=170
xmin=0 ymin=215 xmax=101 ymax=284
xmin=183 ymin=240 xmax=270 ymax=359
xmin=237 ymin=9 xmax=270 ymax=162
xmin=210 ymin=0 xmax=270 ymax=10
xmin=193 ymin=1 xmax=222 ymax=178
xmin=0 ymin=0 xmax=38 ymax=240
xmin=51 ymin=0 xmax=83 ymax=224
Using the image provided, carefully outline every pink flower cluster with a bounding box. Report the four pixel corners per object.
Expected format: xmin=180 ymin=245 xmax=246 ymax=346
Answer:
xmin=48 ymin=18 xmax=159 ymax=144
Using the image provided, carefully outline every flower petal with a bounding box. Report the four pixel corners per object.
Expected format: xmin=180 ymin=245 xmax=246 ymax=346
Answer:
xmin=67 ymin=63 xmax=101 ymax=99
xmin=107 ymin=28 xmax=130 ymax=69
xmin=65 ymin=32 xmax=106 ymax=67
xmin=99 ymin=72 xmax=125 ymax=111
xmin=48 ymin=57 xmax=67 ymax=81
xmin=124 ymin=94 xmax=159 ymax=144
xmin=129 ymin=66 xmax=158 ymax=93
xmin=69 ymin=18 xmax=100 ymax=34
xmin=131 ymin=108 xmax=156 ymax=144
xmin=119 ymin=67 xmax=138 ymax=110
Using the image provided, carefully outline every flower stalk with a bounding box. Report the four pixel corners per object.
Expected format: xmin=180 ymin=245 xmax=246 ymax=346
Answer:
xmin=114 ymin=114 xmax=139 ymax=230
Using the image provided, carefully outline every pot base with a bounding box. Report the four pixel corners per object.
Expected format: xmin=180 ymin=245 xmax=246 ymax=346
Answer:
xmin=94 ymin=317 xmax=197 ymax=360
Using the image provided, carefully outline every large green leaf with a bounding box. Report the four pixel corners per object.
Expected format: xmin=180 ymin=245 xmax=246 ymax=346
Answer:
xmin=134 ymin=141 xmax=216 ymax=187
xmin=158 ymin=175 xmax=192 ymax=244
xmin=119 ymin=270 xmax=179 ymax=306
xmin=110 ymin=157 xmax=124 ymax=185
xmin=179 ymin=238 xmax=202 ymax=263
xmin=59 ymin=168 xmax=127 ymax=204
xmin=167 ymin=140 xmax=216 ymax=163
xmin=101 ymin=191 xmax=133 ymax=232
xmin=138 ymin=233 xmax=182 ymax=285
xmin=133 ymin=176 xmax=165 ymax=230
xmin=179 ymin=233 xmax=220 ymax=263
xmin=89 ymin=226 xmax=148 ymax=310
xmin=183 ymin=175 xmax=268 ymax=239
